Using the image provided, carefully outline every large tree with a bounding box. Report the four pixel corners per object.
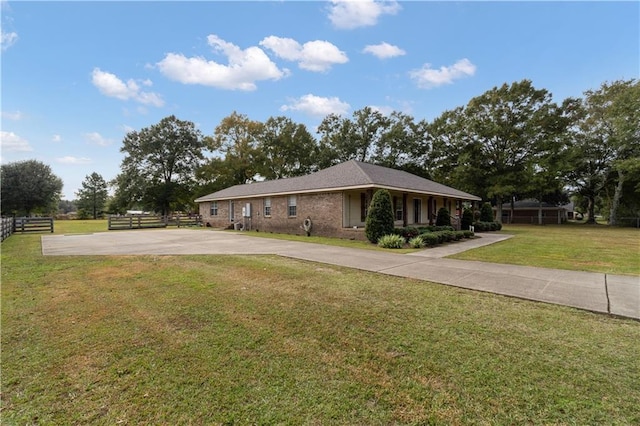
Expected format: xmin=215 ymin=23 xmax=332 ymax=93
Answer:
xmin=198 ymin=112 xmax=264 ymax=189
xmin=114 ymin=115 xmax=205 ymax=215
xmin=428 ymin=80 xmax=566 ymax=222
xmin=564 ymin=80 xmax=640 ymax=224
xmin=1 ymin=159 xmax=63 ymax=216
xmin=75 ymin=172 xmax=109 ymax=219
xmin=259 ymin=116 xmax=318 ymax=179
xmin=317 ymin=107 xmax=388 ymax=166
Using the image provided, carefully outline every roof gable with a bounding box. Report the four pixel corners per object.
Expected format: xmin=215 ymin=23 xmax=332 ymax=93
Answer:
xmin=195 ymin=160 xmax=481 ymax=202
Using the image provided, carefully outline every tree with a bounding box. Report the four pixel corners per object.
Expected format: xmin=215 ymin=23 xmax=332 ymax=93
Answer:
xmin=199 ymin=112 xmax=264 ymax=188
xmin=1 ymin=159 xmax=63 ymax=216
xmin=114 ymin=115 xmax=205 ymax=215
xmin=436 ymin=207 xmax=451 ymax=227
xmin=259 ymin=116 xmax=318 ymax=179
xmin=365 ymin=189 xmax=395 ymax=244
xmin=479 ymin=202 xmax=494 ymax=222
xmin=317 ymin=107 xmax=388 ymax=166
xmin=75 ymin=172 xmax=108 ymax=219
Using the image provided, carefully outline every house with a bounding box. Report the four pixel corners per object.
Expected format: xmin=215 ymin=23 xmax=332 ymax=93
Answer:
xmin=495 ymin=200 xmax=573 ymax=225
xmin=195 ymin=160 xmax=481 ymax=239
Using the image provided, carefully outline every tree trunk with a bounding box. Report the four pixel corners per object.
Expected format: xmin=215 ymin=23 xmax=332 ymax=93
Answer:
xmin=609 ymin=169 xmax=625 ymax=226
xmin=586 ymin=196 xmax=597 ymax=224
xmin=495 ymin=196 xmax=503 ymax=224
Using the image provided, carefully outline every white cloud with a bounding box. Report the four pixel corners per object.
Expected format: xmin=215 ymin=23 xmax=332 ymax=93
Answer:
xmin=157 ymin=35 xmax=287 ymax=91
xmin=260 ymin=36 xmax=348 ymax=72
xmin=328 ymin=0 xmax=401 ymax=30
xmin=409 ymin=58 xmax=477 ymax=89
xmin=1 ymin=30 xmax=17 ymax=50
xmin=280 ymin=94 xmax=350 ymax=117
xmin=362 ymin=42 xmax=405 ymax=59
xmin=0 ymin=131 xmax=32 ymax=152
xmin=56 ymin=156 xmax=92 ymax=165
xmin=91 ymin=68 xmax=164 ymax=107
xmin=1 ymin=110 xmax=23 ymax=120
xmin=84 ymin=132 xmax=113 ymax=147
xmin=52 ymin=134 xmax=62 ymax=142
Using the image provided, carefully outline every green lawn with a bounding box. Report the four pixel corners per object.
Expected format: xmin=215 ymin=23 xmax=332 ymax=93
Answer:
xmin=452 ymin=223 xmax=639 ymax=276
xmin=2 ymin=225 xmax=639 ymax=424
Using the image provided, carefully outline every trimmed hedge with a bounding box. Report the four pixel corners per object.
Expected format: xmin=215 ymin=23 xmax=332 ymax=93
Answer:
xmin=473 ymin=221 xmax=502 ymax=232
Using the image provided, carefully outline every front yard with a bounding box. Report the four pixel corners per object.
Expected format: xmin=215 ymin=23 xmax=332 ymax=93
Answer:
xmin=2 ymin=225 xmax=639 ymax=424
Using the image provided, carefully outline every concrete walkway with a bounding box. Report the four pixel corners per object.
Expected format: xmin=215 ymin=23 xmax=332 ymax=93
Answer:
xmin=41 ymin=229 xmax=640 ymax=320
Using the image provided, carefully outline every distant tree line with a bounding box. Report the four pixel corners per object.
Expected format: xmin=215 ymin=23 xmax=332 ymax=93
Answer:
xmin=2 ymin=79 xmax=637 ymax=225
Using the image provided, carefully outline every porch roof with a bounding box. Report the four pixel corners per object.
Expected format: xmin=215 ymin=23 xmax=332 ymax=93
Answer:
xmin=195 ymin=160 xmax=481 ymax=202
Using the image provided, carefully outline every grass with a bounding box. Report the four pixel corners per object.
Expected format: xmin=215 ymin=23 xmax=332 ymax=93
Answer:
xmin=451 ymin=223 xmax=640 ymax=276
xmin=2 ymin=224 xmax=640 ymax=424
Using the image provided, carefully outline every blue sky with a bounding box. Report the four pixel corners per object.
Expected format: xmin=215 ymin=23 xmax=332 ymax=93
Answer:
xmin=1 ymin=1 xmax=638 ymax=200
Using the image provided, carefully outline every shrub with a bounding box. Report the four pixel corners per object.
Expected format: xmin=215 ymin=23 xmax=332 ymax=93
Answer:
xmin=454 ymin=231 xmax=465 ymax=240
xmin=365 ymin=189 xmax=395 ymax=244
xmin=463 ymin=230 xmax=474 ymax=238
xmin=394 ymin=226 xmax=420 ymax=240
xmin=473 ymin=221 xmax=502 ymax=232
xmin=436 ymin=207 xmax=451 ymax=227
xmin=408 ymin=235 xmax=425 ymax=248
xmin=461 ymin=207 xmax=474 ymax=230
xmin=479 ymin=202 xmax=494 ymax=222
xmin=441 ymin=230 xmax=455 ymax=242
xmin=377 ymin=234 xmax=406 ymax=249
xmin=421 ymin=233 xmax=439 ymax=247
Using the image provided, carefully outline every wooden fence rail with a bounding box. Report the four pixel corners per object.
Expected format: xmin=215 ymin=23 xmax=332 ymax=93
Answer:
xmin=14 ymin=217 xmax=54 ymax=234
xmin=1 ymin=217 xmax=14 ymax=242
xmin=1 ymin=217 xmax=54 ymax=242
xmin=108 ymin=215 xmax=201 ymax=230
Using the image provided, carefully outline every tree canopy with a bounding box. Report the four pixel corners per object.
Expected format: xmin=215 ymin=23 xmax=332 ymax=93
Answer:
xmin=75 ymin=172 xmax=109 ymax=219
xmin=1 ymin=160 xmax=63 ymax=216
xmin=113 ymin=115 xmax=205 ymax=215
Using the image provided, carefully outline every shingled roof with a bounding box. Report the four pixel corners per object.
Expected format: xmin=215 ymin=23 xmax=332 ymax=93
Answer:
xmin=194 ymin=160 xmax=481 ymax=202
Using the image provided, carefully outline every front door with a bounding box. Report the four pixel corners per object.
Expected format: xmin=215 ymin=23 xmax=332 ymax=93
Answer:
xmin=413 ymin=199 xmax=422 ymax=224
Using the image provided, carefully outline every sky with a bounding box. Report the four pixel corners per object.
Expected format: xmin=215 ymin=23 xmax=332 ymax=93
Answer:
xmin=1 ymin=1 xmax=638 ymax=200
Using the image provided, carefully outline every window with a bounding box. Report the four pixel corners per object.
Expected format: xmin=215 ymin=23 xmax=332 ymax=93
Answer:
xmin=288 ymin=195 xmax=297 ymax=217
xmin=210 ymin=201 xmax=218 ymax=216
xmin=393 ymin=196 xmax=403 ymax=221
xmin=360 ymin=193 xmax=368 ymax=222
xmin=264 ymin=197 xmax=271 ymax=217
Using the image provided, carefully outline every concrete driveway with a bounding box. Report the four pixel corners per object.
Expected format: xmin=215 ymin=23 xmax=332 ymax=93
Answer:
xmin=41 ymin=229 xmax=640 ymax=320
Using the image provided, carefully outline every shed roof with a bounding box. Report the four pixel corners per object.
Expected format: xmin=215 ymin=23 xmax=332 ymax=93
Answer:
xmin=194 ymin=160 xmax=481 ymax=202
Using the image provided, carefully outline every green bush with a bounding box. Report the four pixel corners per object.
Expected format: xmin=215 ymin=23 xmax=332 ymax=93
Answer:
xmin=408 ymin=235 xmax=425 ymax=248
xmin=461 ymin=207 xmax=474 ymax=230
xmin=463 ymin=230 xmax=474 ymax=238
xmin=377 ymin=234 xmax=406 ymax=249
xmin=365 ymin=189 xmax=395 ymax=244
xmin=479 ymin=202 xmax=494 ymax=222
xmin=394 ymin=226 xmax=420 ymax=240
xmin=473 ymin=221 xmax=502 ymax=232
xmin=454 ymin=231 xmax=465 ymax=241
xmin=421 ymin=233 xmax=439 ymax=247
xmin=436 ymin=207 xmax=451 ymax=226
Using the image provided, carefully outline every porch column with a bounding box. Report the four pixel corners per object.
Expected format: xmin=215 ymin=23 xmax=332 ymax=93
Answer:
xmin=402 ymin=193 xmax=408 ymax=227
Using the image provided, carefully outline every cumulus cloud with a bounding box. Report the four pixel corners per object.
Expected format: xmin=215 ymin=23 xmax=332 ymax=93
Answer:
xmin=157 ymin=34 xmax=287 ymax=91
xmin=56 ymin=156 xmax=92 ymax=165
xmin=328 ymin=0 xmax=401 ymax=30
xmin=52 ymin=134 xmax=62 ymax=142
xmin=91 ymin=68 xmax=164 ymax=107
xmin=85 ymin=132 xmax=113 ymax=147
xmin=280 ymin=94 xmax=350 ymax=117
xmin=0 ymin=131 xmax=32 ymax=152
xmin=260 ymin=36 xmax=348 ymax=72
xmin=1 ymin=30 xmax=17 ymax=50
xmin=409 ymin=58 xmax=476 ymax=89
xmin=362 ymin=42 xmax=405 ymax=59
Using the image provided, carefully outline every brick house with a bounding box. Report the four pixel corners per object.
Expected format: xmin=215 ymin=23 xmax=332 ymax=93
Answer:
xmin=195 ymin=160 xmax=481 ymax=239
